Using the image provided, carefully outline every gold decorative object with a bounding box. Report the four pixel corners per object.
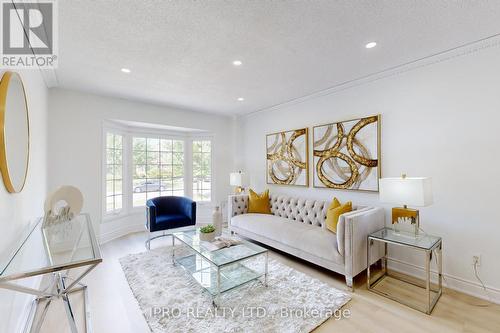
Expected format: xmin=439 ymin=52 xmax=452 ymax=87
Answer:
xmin=266 ymin=128 xmax=308 ymax=186
xmin=313 ymin=115 xmax=380 ymax=191
xmin=391 ymin=206 xmax=419 ymax=225
xmin=0 ymin=71 xmax=30 ymax=193
xmin=391 ymin=206 xmax=420 ymax=235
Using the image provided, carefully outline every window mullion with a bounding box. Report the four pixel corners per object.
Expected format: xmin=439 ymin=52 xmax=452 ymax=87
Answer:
xmin=124 ymin=133 xmax=132 ymax=214
xmin=103 ymin=132 xmax=124 ymax=216
xmin=185 ymin=137 xmax=193 ymax=199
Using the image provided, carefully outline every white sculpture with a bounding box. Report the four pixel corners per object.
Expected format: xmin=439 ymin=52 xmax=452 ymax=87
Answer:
xmin=43 ymin=185 xmax=84 ymax=226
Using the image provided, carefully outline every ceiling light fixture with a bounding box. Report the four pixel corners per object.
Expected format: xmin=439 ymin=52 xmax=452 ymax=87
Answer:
xmin=232 ymin=60 xmax=242 ymax=66
xmin=237 ymin=97 xmax=245 ymax=102
xmin=365 ymin=42 xmax=377 ymax=49
xmin=121 ymin=68 xmax=131 ymax=73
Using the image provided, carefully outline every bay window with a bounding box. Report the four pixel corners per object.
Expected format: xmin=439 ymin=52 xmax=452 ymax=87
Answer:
xmin=103 ymin=126 xmax=213 ymax=219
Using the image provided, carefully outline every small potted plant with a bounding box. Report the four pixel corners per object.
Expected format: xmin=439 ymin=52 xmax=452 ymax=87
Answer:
xmin=199 ymin=224 xmax=216 ymax=242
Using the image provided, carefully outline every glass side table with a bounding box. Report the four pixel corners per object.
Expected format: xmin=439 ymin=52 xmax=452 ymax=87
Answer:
xmin=367 ymin=227 xmax=442 ymax=314
xmin=0 ymin=214 xmax=102 ymax=332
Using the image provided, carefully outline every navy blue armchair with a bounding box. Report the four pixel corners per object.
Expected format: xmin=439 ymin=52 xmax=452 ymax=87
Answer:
xmin=145 ymin=196 xmax=196 ymax=249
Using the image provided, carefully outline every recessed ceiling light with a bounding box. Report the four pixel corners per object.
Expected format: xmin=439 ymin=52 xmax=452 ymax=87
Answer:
xmin=237 ymin=97 xmax=245 ymax=102
xmin=365 ymin=42 xmax=377 ymax=49
xmin=232 ymin=60 xmax=242 ymax=66
xmin=121 ymin=68 xmax=131 ymax=73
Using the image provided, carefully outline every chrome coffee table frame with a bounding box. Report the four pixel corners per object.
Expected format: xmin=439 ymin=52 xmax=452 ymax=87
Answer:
xmin=172 ymin=230 xmax=268 ymax=308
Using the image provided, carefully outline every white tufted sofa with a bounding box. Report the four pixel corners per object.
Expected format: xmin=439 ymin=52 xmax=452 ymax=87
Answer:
xmin=228 ymin=193 xmax=385 ymax=289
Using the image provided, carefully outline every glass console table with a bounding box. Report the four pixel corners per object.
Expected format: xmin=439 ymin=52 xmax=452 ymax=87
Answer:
xmin=0 ymin=214 xmax=102 ymax=332
xmin=172 ymin=230 xmax=268 ymax=308
xmin=367 ymin=227 xmax=442 ymax=314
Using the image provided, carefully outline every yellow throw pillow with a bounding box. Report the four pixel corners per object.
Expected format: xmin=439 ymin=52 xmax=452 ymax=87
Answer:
xmin=326 ymin=199 xmax=352 ymax=233
xmin=328 ymin=197 xmax=341 ymax=211
xmin=325 ymin=197 xmax=341 ymax=232
xmin=248 ymin=189 xmax=272 ymax=214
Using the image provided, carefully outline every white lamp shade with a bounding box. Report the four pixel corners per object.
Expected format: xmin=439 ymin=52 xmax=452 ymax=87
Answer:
xmin=230 ymin=172 xmax=245 ymax=186
xmin=379 ymin=177 xmax=433 ymax=207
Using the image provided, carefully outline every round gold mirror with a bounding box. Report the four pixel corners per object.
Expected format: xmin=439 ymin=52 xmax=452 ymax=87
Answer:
xmin=0 ymin=71 xmax=30 ymax=193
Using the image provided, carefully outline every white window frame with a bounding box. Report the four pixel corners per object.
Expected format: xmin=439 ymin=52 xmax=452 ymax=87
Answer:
xmin=101 ymin=125 xmax=127 ymax=220
xmin=129 ymin=132 xmax=187 ymax=214
xmin=191 ymin=137 xmax=214 ymax=203
xmin=102 ymin=122 xmax=215 ymax=222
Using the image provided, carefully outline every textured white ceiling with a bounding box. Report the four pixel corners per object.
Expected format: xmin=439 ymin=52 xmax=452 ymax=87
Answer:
xmin=56 ymin=0 xmax=500 ymax=115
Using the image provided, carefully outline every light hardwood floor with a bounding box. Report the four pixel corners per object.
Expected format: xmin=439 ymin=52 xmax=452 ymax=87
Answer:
xmin=40 ymin=231 xmax=500 ymax=333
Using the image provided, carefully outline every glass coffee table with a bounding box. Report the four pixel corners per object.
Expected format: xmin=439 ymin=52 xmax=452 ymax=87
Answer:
xmin=172 ymin=230 xmax=268 ymax=307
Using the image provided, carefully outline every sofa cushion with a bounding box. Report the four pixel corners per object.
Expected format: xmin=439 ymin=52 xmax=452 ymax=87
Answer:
xmin=231 ymin=213 xmax=342 ymax=263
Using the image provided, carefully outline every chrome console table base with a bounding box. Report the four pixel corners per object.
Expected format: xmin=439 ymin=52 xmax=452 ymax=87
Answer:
xmin=0 ymin=214 xmax=102 ymax=333
xmin=24 ymin=276 xmax=95 ymax=333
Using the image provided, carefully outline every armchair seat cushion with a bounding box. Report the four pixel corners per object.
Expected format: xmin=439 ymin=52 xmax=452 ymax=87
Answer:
xmin=154 ymin=214 xmax=193 ymax=231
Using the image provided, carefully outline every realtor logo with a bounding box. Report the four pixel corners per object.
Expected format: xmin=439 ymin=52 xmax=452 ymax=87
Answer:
xmin=1 ymin=0 xmax=57 ymax=68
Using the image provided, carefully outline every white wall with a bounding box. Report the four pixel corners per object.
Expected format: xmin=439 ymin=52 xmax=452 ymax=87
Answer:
xmin=0 ymin=69 xmax=48 ymax=332
xmin=48 ymin=89 xmax=235 ymax=241
xmin=237 ymin=45 xmax=500 ymax=302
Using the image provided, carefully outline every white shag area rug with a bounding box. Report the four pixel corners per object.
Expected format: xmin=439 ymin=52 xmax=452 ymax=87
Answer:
xmin=119 ymin=246 xmax=351 ymax=333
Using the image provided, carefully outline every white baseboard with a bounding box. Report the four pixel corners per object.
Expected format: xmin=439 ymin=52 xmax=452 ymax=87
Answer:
xmin=99 ymin=223 xmax=145 ymax=244
xmin=99 ymin=217 xmax=213 ymax=244
xmin=387 ymin=257 xmax=500 ymax=305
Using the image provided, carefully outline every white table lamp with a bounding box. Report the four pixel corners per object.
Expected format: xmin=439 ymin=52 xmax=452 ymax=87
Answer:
xmin=379 ymin=174 xmax=433 ymax=235
xmin=230 ymin=171 xmax=246 ymax=194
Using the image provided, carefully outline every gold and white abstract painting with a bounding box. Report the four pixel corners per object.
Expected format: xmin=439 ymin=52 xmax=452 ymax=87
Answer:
xmin=266 ymin=128 xmax=308 ymax=186
xmin=313 ymin=115 xmax=380 ymax=191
